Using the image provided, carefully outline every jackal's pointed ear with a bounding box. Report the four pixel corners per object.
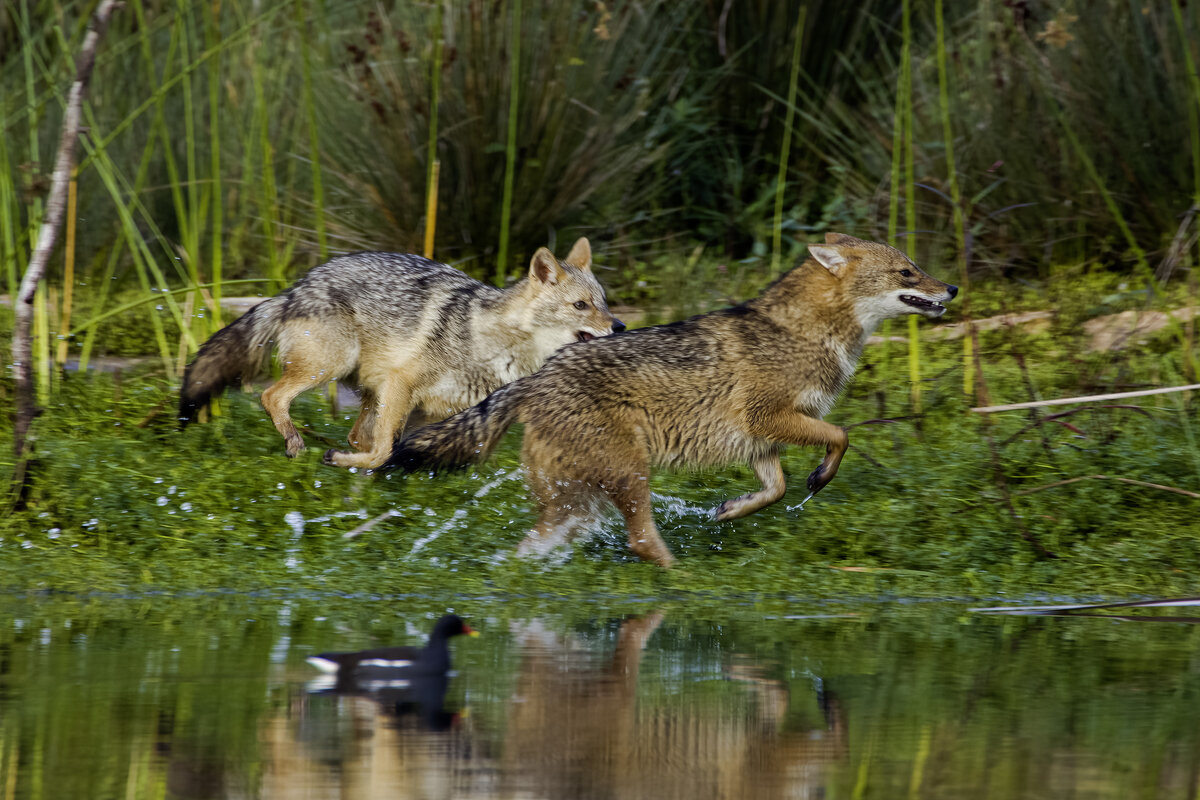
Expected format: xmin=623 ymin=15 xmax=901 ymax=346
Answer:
xmin=809 ymin=244 xmax=849 ymax=277
xmin=530 ymin=247 xmax=566 ymax=286
xmin=564 ymin=237 xmax=592 ymax=271
xmin=824 ymin=232 xmax=859 ymax=245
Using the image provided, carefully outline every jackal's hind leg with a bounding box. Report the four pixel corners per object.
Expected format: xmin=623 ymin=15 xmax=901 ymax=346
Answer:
xmin=603 ymin=474 xmax=675 ymax=568
xmin=324 ymin=372 xmax=413 ymax=470
xmin=714 ymin=451 xmax=786 ymax=522
xmin=517 ymin=476 xmax=591 ymax=559
xmin=347 ymin=388 xmax=378 ymax=452
xmin=261 ymin=367 xmax=324 ymax=457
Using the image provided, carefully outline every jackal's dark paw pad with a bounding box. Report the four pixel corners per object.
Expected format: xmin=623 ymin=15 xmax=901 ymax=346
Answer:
xmin=322 ymin=449 xmax=340 ymax=466
xmin=713 ymin=498 xmax=743 ymax=522
xmin=807 ymin=466 xmax=829 ymax=493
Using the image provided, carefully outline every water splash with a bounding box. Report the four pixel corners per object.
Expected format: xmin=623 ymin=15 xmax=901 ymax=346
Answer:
xmin=410 ymin=508 xmax=469 ymax=556
xmin=786 ymin=492 xmax=816 ymax=512
xmin=282 ymin=509 xmax=370 ymax=571
xmin=650 ymin=492 xmax=715 ymax=521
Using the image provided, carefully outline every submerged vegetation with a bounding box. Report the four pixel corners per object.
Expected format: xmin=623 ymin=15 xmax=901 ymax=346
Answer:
xmin=1 ymin=1 xmax=1199 ymax=597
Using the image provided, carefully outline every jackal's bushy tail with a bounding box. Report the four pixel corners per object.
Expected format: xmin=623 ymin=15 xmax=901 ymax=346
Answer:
xmin=178 ymin=298 xmax=286 ymax=426
xmin=385 ymin=380 xmax=528 ymax=474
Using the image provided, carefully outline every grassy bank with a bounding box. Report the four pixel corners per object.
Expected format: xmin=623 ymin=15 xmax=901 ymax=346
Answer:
xmin=3 ymin=1 xmax=1199 ymax=600
xmin=2 ymin=275 xmax=1198 ymax=600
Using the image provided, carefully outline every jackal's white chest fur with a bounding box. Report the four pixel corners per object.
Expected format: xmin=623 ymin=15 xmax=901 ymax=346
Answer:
xmin=794 ymin=336 xmax=861 ymax=419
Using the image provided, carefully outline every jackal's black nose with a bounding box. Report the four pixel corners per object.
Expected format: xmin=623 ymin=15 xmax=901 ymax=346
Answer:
xmin=612 ymin=318 xmax=626 ymax=333
xmin=947 ymin=285 xmax=959 ymax=299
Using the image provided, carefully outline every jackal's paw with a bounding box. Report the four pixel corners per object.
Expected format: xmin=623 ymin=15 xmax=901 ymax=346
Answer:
xmin=629 ymin=538 xmax=676 ymax=568
xmin=285 ymin=441 xmax=306 ymax=458
xmin=322 ymin=448 xmax=340 ymax=466
xmin=807 ymin=465 xmax=832 ymax=493
xmin=713 ymin=497 xmax=746 ymax=522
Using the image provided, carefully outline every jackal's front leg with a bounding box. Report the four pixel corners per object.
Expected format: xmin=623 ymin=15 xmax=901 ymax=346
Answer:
xmin=714 ymin=451 xmax=786 ymax=521
xmin=745 ymin=408 xmax=848 ymax=496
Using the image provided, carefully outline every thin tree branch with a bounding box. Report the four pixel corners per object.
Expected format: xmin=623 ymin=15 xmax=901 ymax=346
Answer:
xmin=12 ymin=0 xmax=123 ymax=500
xmin=972 ymin=384 xmax=1200 ymax=413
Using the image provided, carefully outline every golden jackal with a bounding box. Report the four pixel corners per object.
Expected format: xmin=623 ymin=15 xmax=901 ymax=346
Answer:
xmin=179 ymin=239 xmax=622 ymax=469
xmin=386 ymin=234 xmax=957 ymax=566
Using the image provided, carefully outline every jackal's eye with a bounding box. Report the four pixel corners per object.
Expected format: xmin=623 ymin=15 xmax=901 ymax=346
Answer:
xmin=573 ymin=300 xmax=589 ymax=310
xmin=899 ymin=269 xmax=914 ymax=278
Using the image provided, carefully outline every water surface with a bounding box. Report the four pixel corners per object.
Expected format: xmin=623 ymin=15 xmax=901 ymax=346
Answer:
xmin=1 ymin=595 xmax=1197 ymax=799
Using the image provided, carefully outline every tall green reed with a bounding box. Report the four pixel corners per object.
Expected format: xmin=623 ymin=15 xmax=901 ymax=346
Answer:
xmin=901 ymin=0 xmax=920 ymax=412
xmin=934 ymin=0 xmax=970 ymax=400
xmin=771 ymin=5 xmax=806 ymax=276
xmin=495 ymin=0 xmax=522 ymax=285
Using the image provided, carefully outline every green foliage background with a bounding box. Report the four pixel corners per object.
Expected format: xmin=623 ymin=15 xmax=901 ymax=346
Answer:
xmin=3 ymin=0 xmax=1198 ymax=293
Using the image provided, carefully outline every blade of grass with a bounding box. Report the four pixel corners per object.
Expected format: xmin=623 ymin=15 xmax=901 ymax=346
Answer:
xmin=76 ymin=240 xmax=123 ymax=373
xmin=55 ymin=167 xmax=77 ymax=365
xmin=301 ymin=0 xmax=327 ymax=262
xmin=771 ymin=4 xmax=806 ymax=276
xmin=901 ymin=0 xmax=920 ymax=412
xmin=70 ymin=278 xmax=272 ymax=336
xmin=76 ymin=2 xmax=289 ymax=174
xmin=252 ymin=52 xmax=284 ymax=293
xmin=935 ymin=0 xmax=972 ymax=401
xmin=0 ymin=94 xmax=18 ymax=306
xmin=424 ymin=160 xmax=441 ymax=260
xmin=1171 ymin=0 xmax=1200 ymax=207
xmin=205 ymin=0 xmax=224 ymax=327
xmin=34 ymin=283 xmax=50 ymax=403
xmin=424 ymin=1 xmax=443 ymax=259
xmin=495 ymin=0 xmax=522 ymax=286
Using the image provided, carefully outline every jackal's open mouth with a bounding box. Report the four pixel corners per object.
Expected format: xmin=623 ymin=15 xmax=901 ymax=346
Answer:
xmin=576 ymin=331 xmax=596 ymax=342
xmin=900 ymin=295 xmax=946 ymax=314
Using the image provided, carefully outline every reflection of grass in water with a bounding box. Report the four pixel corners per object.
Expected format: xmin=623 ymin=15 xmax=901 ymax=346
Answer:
xmin=4 ymin=598 xmax=1200 ymax=800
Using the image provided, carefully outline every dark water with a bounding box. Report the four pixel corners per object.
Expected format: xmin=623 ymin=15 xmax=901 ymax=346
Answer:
xmin=1 ymin=596 xmax=1198 ymax=800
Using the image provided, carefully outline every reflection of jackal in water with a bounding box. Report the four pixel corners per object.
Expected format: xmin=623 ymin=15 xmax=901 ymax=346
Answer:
xmin=178 ymin=238 xmax=622 ymax=469
xmin=388 ymin=233 xmax=958 ymax=565
xmin=501 ymin=613 xmax=847 ymax=799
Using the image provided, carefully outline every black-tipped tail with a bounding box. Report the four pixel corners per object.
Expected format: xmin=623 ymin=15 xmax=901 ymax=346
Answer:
xmin=178 ymin=301 xmax=280 ymax=427
xmin=384 ymin=383 xmax=525 ymax=474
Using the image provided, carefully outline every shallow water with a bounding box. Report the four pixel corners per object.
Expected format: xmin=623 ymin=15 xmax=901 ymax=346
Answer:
xmin=1 ymin=595 xmax=1198 ymax=799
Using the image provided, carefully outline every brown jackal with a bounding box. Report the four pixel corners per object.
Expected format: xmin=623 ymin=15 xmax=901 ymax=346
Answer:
xmin=386 ymin=234 xmax=957 ymax=566
xmin=179 ymin=239 xmax=623 ymax=469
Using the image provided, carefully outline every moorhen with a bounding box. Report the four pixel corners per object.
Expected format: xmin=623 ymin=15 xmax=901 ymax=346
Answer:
xmin=307 ymin=613 xmax=478 ymax=689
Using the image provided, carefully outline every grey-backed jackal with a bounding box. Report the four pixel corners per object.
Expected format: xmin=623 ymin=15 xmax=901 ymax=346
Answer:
xmin=179 ymin=239 xmax=622 ymax=468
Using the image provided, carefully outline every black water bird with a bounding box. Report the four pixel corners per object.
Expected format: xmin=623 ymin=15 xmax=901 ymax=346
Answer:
xmin=306 ymin=614 xmax=478 ymax=689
